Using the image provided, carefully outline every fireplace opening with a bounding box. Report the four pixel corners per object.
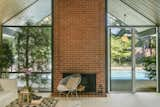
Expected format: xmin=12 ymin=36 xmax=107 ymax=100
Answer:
xmin=63 ymin=73 xmax=96 ymax=92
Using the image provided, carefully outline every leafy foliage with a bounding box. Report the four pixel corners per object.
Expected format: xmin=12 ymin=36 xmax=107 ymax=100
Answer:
xmin=142 ymin=56 xmax=156 ymax=80
xmin=14 ymin=22 xmax=51 ymax=88
xmin=111 ymin=35 xmax=131 ymax=65
xmin=14 ymin=22 xmax=51 ymax=72
xmin=142 ymin=37 xmax=156 ymax=80
xmin=0 ymin=39 xmax=13 ymax=77
xmin=18 ymin=73 xmax=48 ymax=89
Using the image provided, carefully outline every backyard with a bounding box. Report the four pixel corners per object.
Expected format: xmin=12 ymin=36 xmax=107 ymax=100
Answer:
xmin=110 ymin=28 xmax=157 ymax=91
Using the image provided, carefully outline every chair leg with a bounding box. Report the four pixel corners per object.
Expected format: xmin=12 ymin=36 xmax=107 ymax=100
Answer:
xmin=76 ymin=90 xmax=78 ymax=97
xmin=66 ymin=90 xmax=79 ymax=97
xmin=67 ymin=91 xmax=70 ymax=97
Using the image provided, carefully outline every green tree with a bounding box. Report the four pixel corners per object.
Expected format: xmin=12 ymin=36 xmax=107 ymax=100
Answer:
xmin=111 ymin=35 xmax=131 ymax=65
xmin=142 ymin=37 xmax=156 ymax=80
xmin=0 ymin=39 xmax=13 ymax=78
xmin=143 ymin=56 xmax=156 ymax=80
xmin=15 ymin=22 xmax=51 ymax=88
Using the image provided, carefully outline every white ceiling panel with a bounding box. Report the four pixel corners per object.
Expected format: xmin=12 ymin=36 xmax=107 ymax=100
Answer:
xmin=0 ymin=0 xmax=37 ymax=24
xmin=4 ymin=0 xmax=52 ymax=26
xmin=108 ymin=0 xmax=155 ymax=26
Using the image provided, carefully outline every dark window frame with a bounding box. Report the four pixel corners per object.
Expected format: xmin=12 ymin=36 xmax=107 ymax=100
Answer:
xmin=0 ymin=0 xmax=54 ymax=93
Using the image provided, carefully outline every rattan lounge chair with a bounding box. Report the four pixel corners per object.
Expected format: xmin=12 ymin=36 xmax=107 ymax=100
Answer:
xmin=57 ymin=74 xmax=81 ymax=96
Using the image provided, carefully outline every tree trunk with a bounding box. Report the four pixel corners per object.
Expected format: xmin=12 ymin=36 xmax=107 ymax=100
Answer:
xmin=25 ymin=31 xmax=30 ymax=88
xmin=17 ymin=36 xmax=20 ymax=71
xmin=26 ymin=74 xmax=29 ymax=88
xmin=0 ymin=68 xmax=2 ymax=78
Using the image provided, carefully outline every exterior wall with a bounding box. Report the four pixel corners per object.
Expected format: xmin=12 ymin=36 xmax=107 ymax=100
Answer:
xmin=54 ymin=0 xmax=105 ymax=96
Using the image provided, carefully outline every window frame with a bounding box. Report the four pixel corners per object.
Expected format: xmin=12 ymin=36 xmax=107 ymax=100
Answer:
xmin=0 ymin=0 xmax=54 ymax=92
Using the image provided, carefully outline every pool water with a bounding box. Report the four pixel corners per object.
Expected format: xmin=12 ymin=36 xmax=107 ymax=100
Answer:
xmin=111 ymin=69 xmax=149 ymax=80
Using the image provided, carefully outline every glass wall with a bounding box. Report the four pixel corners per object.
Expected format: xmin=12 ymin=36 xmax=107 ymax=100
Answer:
xmin=0 ymin=0 xmax=52 ymax=92
xmin=1 ymin=26 xmax=52 ymax=92
xmin=110 ymin=27 xmax=132 ymax=91
xmin=135 ymin=27 xmax=157 ymax=92
xmin=107 ymin=0 xmax=158 ymax=92
xmin=109 ymin=27 xmax=157 ymax=92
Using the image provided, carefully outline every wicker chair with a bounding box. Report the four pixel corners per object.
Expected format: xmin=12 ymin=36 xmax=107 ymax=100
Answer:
xmin=57 ymin=74 xmax=81 ymax=96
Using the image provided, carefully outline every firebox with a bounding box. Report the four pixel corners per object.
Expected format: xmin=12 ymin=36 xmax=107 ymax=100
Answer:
xmin=63 ymin=73 xmax=96 ymax=92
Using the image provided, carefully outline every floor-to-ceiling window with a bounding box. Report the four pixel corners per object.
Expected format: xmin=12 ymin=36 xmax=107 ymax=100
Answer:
xmin=134 ymin=27 xmax=157 ymax=92
xmin=109 ymin=27 xmax=132 ymax=91
xmin=107 ymin=0 xmax=158 ymax=92
xmin=0 ymin=0 xmax=52 ymax=92
xmin=108 ymin=27 xmax=157 ymax=92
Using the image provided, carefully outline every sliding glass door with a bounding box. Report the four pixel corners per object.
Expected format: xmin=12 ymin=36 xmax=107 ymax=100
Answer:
xmin=110 ymin=27 xmax=132 ymax=91
xmin=135 ymin=27 xmax=157 ymax=92
xmin=109 ymin=27 xmax=157 ymax=92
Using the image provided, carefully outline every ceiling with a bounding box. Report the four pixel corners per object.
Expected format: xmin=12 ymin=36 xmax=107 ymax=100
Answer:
xmin=109 ymin=0 xmax=160 ymax=26
xmin=0 ymin=0 xmax=37 ymax=25
xmin=121 ymin=0 xmax=160 ymax=25
xmin=0 ymin=0 xmax=51 ymax=26
xmin=1 ymin=0 xmax=158 ymax=26
xmin=0 ymin=0 xmax=52 ymax=39
xmin=108 ymin=0 xmax=160 ymax=35
xmin=4 ymin=0 xmax=51 ymax=26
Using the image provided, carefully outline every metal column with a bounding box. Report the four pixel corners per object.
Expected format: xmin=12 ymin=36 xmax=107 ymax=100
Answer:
xmin=158 ymin=27 xmax=160 ymax=92
xmin=132 ymin=28 xmax=136 ymax=93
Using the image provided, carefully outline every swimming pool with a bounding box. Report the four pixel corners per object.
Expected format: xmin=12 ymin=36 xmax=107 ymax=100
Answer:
xmin=111 ymin=69 xmax=150 ymax=80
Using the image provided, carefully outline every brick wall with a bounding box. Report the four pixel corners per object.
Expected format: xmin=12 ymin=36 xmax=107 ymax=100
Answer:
xmin=54 ymin=0 xmax=105 ymax=96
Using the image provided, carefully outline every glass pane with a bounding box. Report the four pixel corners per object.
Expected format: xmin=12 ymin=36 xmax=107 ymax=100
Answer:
xmin=110 ymin=27 xmax=132 ymax=91
xmin=2 ymin=27 xmax=52 ymax=73
xmin=107 ymin=14 xmax=126 ymax=26
xmin=4 ymin=0 xmax=52 ymax=26
xmin=135 ymin=27 xmax=157 ymax=92
xmin=38 ymin=15 xmax=52 ymax=25
xmin=1 ymin=73 xmax=51 ymax=91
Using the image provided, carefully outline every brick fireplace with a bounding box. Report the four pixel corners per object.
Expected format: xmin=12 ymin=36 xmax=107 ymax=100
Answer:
xmin=63 ymin=73 xmax=96 ymax=92
xmin=53 ymin=0 xmax=105 ymax=96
